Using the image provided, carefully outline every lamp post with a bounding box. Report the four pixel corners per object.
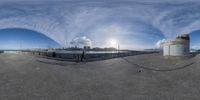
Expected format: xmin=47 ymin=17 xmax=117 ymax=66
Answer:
xmin=118 ymin=43 xmax=120 ymax=56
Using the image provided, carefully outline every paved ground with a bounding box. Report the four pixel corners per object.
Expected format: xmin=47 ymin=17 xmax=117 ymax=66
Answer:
xmin=0 ymin=53 xmax=200 ymax=100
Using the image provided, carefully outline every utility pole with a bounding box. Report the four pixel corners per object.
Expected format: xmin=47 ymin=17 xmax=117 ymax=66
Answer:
xmin=19 ymin=40 xmax=22 ymax=50
xmin=118 ymin=44 xmax=120 ymax=56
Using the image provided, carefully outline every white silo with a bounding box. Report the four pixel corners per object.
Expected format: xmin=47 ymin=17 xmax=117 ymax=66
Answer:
xmin=163 ymin=34 xmax=190 ymax=56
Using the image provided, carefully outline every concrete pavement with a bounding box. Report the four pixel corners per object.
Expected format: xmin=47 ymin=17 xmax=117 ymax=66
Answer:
xmin=0 ymin=53 xmax=199 ymax=100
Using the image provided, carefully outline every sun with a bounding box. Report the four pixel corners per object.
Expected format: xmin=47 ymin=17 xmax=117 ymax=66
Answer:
xmin=109 ymin=38 xmax=118 ymax=48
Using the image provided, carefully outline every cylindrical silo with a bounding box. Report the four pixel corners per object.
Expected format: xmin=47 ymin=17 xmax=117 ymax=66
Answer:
xmin=163 ymin=34 xmax=190 ymax=56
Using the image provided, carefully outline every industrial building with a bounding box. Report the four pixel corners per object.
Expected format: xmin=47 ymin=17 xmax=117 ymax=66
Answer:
xmin=163 ymin=34 xmax=190 ymax=56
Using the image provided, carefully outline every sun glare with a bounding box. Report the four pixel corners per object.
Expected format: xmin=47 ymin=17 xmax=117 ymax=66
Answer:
xmin=109 ymin=38 xmax=118 ymax=48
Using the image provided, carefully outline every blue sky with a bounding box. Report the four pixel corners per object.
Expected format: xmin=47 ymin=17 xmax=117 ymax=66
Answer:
xmin=0 ymin=0 xmax=200 ymax=50
xmin=190 ymin=31 xmax=200 ymax=49
xmin=0 ymin=28 xmax=60 ymax=50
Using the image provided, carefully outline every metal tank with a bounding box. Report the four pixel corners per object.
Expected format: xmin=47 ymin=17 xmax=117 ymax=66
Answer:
xmin=163 ymin=34 xmax=190 ymax=56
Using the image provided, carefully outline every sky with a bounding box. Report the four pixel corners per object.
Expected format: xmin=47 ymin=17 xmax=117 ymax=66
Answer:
xmin=0 ymin=28 xmax=60 ymax=50
xmin=0 ymin=0 xmax=200 ymax=50
xmin=190 ymin=30 xmax=200 ymax=49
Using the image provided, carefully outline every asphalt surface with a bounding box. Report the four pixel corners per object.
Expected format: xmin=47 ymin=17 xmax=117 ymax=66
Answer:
xmin=0 ymin=53 xmax=199 ymax=100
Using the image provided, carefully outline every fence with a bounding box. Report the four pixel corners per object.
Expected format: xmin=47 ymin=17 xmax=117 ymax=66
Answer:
xmin=21 ymin=50 xmax=157 ymax=62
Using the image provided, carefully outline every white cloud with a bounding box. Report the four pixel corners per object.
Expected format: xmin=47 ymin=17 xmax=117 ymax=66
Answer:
xmin=153 ymin=3 xmax=200 ymax=38
xmin=70 ymin=36 xmax=92 ymax=47
xmin=155 ymin=39 xmax=166 ymax=49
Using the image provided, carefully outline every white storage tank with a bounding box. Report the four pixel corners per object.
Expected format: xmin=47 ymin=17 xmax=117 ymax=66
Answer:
xmin=163 ymin=34 xmax=190 ymax=56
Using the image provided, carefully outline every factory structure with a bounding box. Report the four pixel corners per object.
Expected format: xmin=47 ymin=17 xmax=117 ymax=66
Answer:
xmin=163 ymin=34 xmax=190 ymax=56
